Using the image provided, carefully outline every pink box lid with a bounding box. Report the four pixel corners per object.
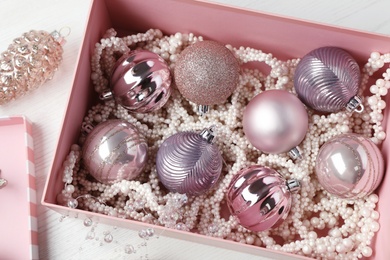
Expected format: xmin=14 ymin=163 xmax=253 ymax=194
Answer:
xmin=0 ymin=116 xmax=38 ymax=260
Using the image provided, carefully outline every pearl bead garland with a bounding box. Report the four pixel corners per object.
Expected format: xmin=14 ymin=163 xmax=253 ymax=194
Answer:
xmin=58 ymin=28 xmax=388 ymax=259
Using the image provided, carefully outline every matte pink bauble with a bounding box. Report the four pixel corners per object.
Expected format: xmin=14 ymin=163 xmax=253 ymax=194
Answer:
xmin=101 ymin=50 xmax=172 ymax=113
xmin=315 ymin=133 xmax=384 ymax=199
xmin=226 ymin=165 xmax=300 ymax=232
xmin=82 ymin=119 xmax=148 ymax=184
xmin=243 ymin=90 xmax=308 ymax=157
xmin=174 ymin=40 xmax=240 ymax=114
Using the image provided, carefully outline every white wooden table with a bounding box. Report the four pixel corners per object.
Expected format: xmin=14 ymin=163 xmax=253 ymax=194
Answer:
xmin=1 ymin=0 xmax=390 ymax=259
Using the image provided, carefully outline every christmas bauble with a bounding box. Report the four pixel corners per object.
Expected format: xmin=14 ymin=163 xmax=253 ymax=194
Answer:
xmin=156 ymin=127 xmax=223 ymax=196
xmin=101 ymin=50 xmax=172 ymax=113
xmin=174 ymin=40 xmax=240 ymax=114
xmin=243 ymin=89 xmax=308 ymax=158
xmin=315 ymin=133 xmax=384 ymax=199
xmin=226 ymin=165 xmax=300 ymax=232
xmin=294 ymin=46 xmax=362 ymax=113
xmin=82 ymin=119 xmax=148 ymax=184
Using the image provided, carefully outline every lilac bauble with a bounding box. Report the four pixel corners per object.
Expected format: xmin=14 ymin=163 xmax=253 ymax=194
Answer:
xmin=315 ymin=133 xmax=384 ymax=199
xmin=174 ymin=40 xmax=240 ymax=114
xmin=82 ymin=119 xmax=148 ymax=184
xmin=243 ymin=89 xmax=308 ymax=157
xmin=101 ymin=50 xmax=172 ymax=113
xmin=156 ymin=127 xmax=223 ymax=196
xmin=294 ymin=46 xmax=362 ymax=113
xmin=226 ymin=165 xmax=300 ymax=232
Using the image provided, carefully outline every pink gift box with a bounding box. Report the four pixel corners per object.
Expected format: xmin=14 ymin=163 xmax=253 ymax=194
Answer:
xmin=0 ymin=116 xmax=38 ymax=260
xmin=42 ymin=0 xmax=390 ymax=259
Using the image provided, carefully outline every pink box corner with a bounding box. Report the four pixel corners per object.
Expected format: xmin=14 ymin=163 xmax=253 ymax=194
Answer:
xmin=42 ymin=0 xmax=390 ymax=259
xmin=0 ymin=115 xmax=38 ymax=260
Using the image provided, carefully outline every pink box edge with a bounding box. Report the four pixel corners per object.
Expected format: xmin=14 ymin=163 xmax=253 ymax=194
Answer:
xmin=0 ymin=115 xmax=38 ymax=260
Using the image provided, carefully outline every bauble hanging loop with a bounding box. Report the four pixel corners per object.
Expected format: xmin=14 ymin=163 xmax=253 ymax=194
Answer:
xmin=101 ymin=50 xmax=172 ymax=113
xmin=0 ymin=30 xmax=64 ymax=105
xmin=156 ymin=127 xmax=223 ymax=196
xmin=226 ymin=165 xmax=300 ymax=232
xmin=294 ymin=46 xmax=363 ymax=113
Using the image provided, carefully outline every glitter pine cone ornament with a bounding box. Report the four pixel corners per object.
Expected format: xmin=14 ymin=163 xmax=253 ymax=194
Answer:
xmin=315 ymin=133 xmax=384 ymax=199
xmin=82 ymin=119 xmax=148 ymax=184
xmin=101 ymin=50 xmax=172 ymax=113
xmin=226 ymin=165 xmax=300 ymax=232
xmin=0 ymin=30 xmax=64 ymax=105
xmin=294 ymin=46 xmax=363 ymax=113
xmin=174 ymin=40 xmax=240 ymax=115
xmin=156 ymin=127 xmax=223 ymax=196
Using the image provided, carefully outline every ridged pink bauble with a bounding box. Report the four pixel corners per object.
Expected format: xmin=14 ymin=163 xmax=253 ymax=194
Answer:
xmin=102 ymin=50 xmax=172 ymax=113
xmin=226 ymin=165 xmax=300 ymax=232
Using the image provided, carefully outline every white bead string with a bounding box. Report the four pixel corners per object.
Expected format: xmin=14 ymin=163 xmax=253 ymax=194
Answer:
xmin=59 ymin=28 xmax=388 ymax=259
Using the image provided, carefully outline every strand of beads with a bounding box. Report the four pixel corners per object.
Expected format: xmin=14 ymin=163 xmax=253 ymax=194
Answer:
xmin=360 ymin=51 xmax=390 ymax=144
xmin=231 ymin=46 xmax=299 ymax=91
xmin=56 ymin=144 xmax=81 ymax=206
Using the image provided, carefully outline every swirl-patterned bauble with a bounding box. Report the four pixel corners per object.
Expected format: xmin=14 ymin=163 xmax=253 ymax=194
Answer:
xmin=156 ymin=127 xmax=223 ymax=196
xmin=315 ymin=133 xmax=384 ymax=199
xmin=226 ymin=165 xmax=300 ymax=232
xmin=82 ymin=119 xmax=148 ymax=184
xmin=294 ymin=46 xmax=362 ymax=113
xmin=102 ymin=50 xmax=172 ymax=113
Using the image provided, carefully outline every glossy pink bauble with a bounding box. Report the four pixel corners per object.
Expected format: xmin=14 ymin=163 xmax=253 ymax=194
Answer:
xmin=243 ymin=89 xmax=308 ymax=154
xmin=106 ymin=50 xmax=172 ymax=113
xmin=315 ymin=133 xmax=384 ymax=199
xmin=82 ymin=119 xmax=148 ymax=184
xmin=226 ymin=165 xmax=300 ymax=232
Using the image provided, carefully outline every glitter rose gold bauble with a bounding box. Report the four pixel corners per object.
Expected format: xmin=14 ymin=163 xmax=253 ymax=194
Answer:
xmin=174 ymin=40 xmax=240 ymax=108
